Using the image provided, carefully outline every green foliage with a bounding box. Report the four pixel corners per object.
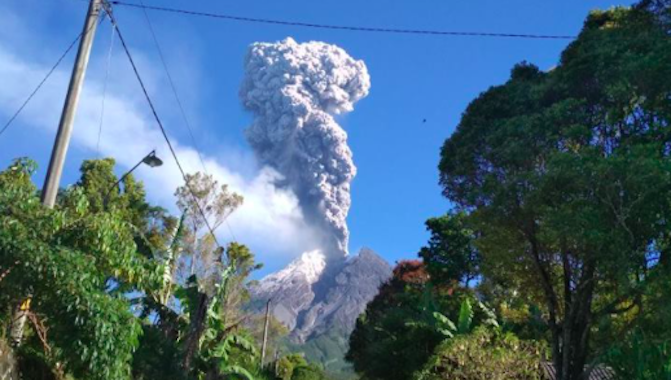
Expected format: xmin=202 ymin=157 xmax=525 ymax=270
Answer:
xmin=347 ymin=261 xmax=447 ymax=380
xmin=276 ymin=354 xmax=308 ymax=380
xmin=271 ymin=354 xmax=330 ymax=380
xmin=426 ymin=311 xmax=457 ymax=339
xmin=414 ymin=328 xmax=546 ymax=380
xmin=213 ymin=334 xmax=258 ymax=379
xmin=0 ymin=158 xmax=328 ymax=380
xmin=291 ymin=363 xmax=329 ymax=380
xmin=419 ymin=212 xmax=480 ymax=286
xmin=131 ymin=324 xmax=183 ymax=380
xmin=176 ymin=245 xmax=262 ymax=379
xmin=477 ymin=280 xmax=548 ymax=342
xmin=409 ymin=296 xmax=496 ymax=339
xmin=287 ymin=328 xmax=353 ymax=378
xmin=437 ymin=3 xmax=671 ymax=377
xmin=604 ymin=329 xmax=671 ymax=380
xmin=0 ymin=158 xmax=148 ymax=379
xmin=347 ymin=261 xmax=498 ymax=380
xmin=457 ymin=298 xmax=473 ymax=334
xmin=598 ymin=271 xmax=671 ymax=379
xmin=477 ymin=300 xmax=500 ymax=329
xmin=222 ymin=364 xmax=257 ymax=380
xmin=130 ymin=169 xmax=272 ymax=380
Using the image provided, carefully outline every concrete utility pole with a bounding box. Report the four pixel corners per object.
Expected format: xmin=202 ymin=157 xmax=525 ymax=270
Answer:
xmin=11 ymin=0 xmax=104 ymax=348
xmin=261 ymin=298 xmax=272 ymax=366
xmin=41 ymin=0 xmax=103 ymax=207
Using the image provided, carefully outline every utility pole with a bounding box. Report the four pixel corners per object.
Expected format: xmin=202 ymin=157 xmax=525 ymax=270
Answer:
xmin=261 ymin=298 xmax=272 ymax=367
xmin=41 ymin=0 xmax=103 ymax=207
xmin=10 ymin=0 xmax=104 ymax=348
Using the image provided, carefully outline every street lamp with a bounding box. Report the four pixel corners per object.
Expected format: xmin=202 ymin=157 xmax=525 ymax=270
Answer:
xmin=104 ymin=150 xmax=163 ymax=205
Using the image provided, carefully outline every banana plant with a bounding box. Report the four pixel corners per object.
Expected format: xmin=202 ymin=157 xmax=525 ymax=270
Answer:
xmin=457 ymin=298 xmax=474 ymax=334
xmin=477 ymin=299 xmax=500 ymax=328
xmin=408 ymin=293 xmax=499 ymax=340
xmin=201 ymin=263 xmax=258 ymax=379
xmin=210 ymin=334 xmax=257 ymax=380
xmin=426 ymin=298 xmax=472 ymax=339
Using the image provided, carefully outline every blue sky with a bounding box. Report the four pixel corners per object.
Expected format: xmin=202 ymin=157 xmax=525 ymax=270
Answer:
xmin=0 ymin=0 xmax=630 ymax=276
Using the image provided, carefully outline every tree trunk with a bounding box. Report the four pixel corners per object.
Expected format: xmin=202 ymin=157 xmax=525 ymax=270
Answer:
xmin=527 ymin=233 xmax=564 ymax=379
xmin=182 ymin=293 xmax=211 ymax=375
xmin=557 ymin=261 xmax=596 ymax=380
xmin=659 ymin=245 xmax=671 ymax=272
xmin=528 ymin=229 xmax=597 ymax=380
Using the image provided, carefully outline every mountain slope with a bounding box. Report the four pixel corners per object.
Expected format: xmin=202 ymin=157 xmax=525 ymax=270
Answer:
xmin=252 ymin=250 xmax=326 ymax=331
xmin=250 ymin=248 xmax=391 ymax=374
xmin=292 ymin=248 xmax=392 ymax=342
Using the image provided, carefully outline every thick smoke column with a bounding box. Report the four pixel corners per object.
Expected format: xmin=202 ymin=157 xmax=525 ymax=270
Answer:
xmin=240 ymin=38 xmax=370 ymax=258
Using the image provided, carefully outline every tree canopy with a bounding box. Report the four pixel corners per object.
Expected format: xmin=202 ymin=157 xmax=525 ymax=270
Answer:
xmin=0 ymin=158 xmax=153 ymax=379
xmin=419 ymin=212 xmax=480 ymax=287
xmin=438 ymin=4 xmax=671 ymax=380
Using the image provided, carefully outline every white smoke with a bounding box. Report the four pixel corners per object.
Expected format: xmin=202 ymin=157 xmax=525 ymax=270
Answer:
xmin=240 ymin=38 xmax=371 ymax=258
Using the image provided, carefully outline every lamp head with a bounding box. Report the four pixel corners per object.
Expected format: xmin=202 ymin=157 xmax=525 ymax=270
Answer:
xmin=142 ymin=150 xmax=163 ymax=168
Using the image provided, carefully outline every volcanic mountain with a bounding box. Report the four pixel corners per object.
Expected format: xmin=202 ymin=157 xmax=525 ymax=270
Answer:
xmin=250 ymin=248 xmax=391 ymax=373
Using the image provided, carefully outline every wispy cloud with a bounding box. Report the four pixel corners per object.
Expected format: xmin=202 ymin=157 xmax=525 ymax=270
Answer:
xmin=0 ymin=8 xmax=321 ymax=267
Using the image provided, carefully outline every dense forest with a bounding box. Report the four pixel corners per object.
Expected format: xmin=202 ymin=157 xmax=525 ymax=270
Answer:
xmin=1 ymin=1 xmax=671 ymax=380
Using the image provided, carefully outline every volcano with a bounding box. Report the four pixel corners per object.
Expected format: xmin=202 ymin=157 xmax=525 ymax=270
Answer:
xmin=250 ymin=248 xmax=391 ymax=374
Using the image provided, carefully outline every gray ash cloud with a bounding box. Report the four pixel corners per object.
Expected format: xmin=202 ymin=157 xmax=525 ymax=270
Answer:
xmin=240 ymin=38 xmax=370 ymax=258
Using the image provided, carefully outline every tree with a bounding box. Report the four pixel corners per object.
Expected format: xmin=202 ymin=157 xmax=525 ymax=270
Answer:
xmin=291 ymin=363 xmax=329 ymax=380
xmin=220 ymin=243 xmax=264 ymax=329
xmin=133 ymin=237 xmax=267 ymax=380
xmin=173 ymin=172 xmax=244 ymax=373
xmin=347 ymin=261 xmax=439 ymax=380
xmin=347 ymin=261 xmax=472 ymax=380
xmin=276 ymin=354 xmax=309 ymax=380
xmin=419 ymin=212 xmax=480 ymax=287
xmin=175 ymin=172 xmax=243 ymax=288
xmin=438 ymin=4 xmax=671 ymax=380
xmin=0 ymin=159 xmax=153 ymax=379
xmin=0 ymin=337 xmax=18 ymax=380
xmin=270 ymin=353 xmax=330 ymax=380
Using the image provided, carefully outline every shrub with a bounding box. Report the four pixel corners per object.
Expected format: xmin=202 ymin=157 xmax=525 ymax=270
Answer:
xmin=414 ymin=328 xmax=546 ymax=380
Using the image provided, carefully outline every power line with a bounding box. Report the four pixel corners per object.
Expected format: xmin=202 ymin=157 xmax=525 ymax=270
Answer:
xmin=109 ymin=1 xmax=576 ymax=40
xmin=106 ymin=10 xmax=227 ymax=249
xmin=137 ymin=0 xmax=238 ymax=243
xmin=138 ymin=0 xmax=208 ymax=173
xmin=0 ymin=32 xmax=83 ymax=138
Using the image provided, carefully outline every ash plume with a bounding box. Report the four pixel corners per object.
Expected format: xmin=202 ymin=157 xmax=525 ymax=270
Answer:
xmin=240 ymin=38 xmax=370 ymax=258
